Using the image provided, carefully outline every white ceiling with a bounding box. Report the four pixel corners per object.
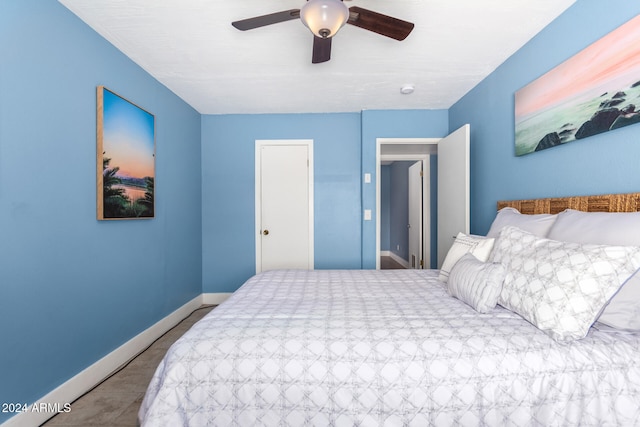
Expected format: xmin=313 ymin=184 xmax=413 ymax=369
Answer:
xmin=58 ymin=0 xmax=575 ymax=115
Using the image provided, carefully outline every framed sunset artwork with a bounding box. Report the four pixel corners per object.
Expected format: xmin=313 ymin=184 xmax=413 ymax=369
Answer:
xmin=97 ymin=86 xmax=155 ymax=220
xmin=515 ymin=14 xmax=640 ymax=156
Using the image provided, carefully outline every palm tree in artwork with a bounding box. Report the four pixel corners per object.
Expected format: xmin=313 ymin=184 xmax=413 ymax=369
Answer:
xmin=102 ymin=157 xmax=129 ymax=218
xmin=138 ymin=176 xmax=154 ymax=217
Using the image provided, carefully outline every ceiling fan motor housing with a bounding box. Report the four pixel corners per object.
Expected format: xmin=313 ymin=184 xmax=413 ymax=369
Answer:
xmin=300 ymin=0 xmax=349 ymax=38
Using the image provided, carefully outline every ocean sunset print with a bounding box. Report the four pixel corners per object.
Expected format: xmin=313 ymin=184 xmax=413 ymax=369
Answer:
xmin=515 ymin=14 xmax=640 ymax=156
xmin=97 ymin=87 xmax=155 ymax=219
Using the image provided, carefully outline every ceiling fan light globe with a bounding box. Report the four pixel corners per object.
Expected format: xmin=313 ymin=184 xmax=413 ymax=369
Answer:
xmin=300 ymin=0 xmax=349 ymax=38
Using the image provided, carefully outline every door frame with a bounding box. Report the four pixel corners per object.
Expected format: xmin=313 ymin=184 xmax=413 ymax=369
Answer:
xmin=255 ymin=139 xmax=314 ymax=273
xmin=376 ymin=138 xmax=439 ymax=270
xmin=408 ymin=160 xmax=424 ymax=269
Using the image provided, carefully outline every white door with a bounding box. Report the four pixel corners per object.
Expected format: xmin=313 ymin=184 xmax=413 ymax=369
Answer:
xmin=437 ymin=124 xmax=470 ymax=268
xmin=256 ymin=141 xmax=314 ymax=273
xmin=408 ymin=161 xmax=423 ymax=268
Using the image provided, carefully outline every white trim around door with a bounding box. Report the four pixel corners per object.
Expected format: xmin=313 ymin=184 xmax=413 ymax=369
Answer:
xmin=255 ymin=139 xmax=314 ymax=274
xmin=376 ymin=138 xmax=439 ymax=270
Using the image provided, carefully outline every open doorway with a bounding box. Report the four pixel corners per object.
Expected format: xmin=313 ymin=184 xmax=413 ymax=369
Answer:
xmin=376 ymin=139 xmax=438 ymax=270
xmin=375 ymin=125 xmax=471 ymax=271
xmin=380 ymin=161 xmax=422 ymax=269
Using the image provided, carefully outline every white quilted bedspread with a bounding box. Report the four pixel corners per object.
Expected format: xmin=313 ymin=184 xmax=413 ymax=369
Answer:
xmin=139 ymin=269 xmax=640 ymax=426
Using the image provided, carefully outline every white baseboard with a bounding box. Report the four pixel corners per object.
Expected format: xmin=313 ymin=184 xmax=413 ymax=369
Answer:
xmin=381 ymin=250 xmax=410 ymax=268
xmin=202 ymin=292 xmax=232 ymax=305
xmin=1 ymin=293 xmax=234 ymax=427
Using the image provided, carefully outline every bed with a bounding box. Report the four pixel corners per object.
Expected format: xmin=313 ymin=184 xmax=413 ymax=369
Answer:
xmin=139 ymin=192 xmax=640 ymax=426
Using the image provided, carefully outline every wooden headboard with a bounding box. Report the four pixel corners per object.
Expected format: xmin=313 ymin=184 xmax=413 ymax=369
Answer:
xmin=497 ymin=192 xmax=640 ymax=214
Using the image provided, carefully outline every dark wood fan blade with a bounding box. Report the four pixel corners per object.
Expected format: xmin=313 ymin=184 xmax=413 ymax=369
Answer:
xmin=312 ymin=36 xmax=332 ymax=64
xmin=232 ymin=9 xmax=300 ymax=31
xmin=347 ymin=6 xmax=414 ymax=41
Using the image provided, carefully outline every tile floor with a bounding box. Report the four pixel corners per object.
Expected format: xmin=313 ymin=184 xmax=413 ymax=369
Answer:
xmin=41 ymin=305 xmax=216 ymax=427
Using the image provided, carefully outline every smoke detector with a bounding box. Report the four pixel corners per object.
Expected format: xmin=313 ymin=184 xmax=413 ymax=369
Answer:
xmin=400 ymin=84 xmax=414 ymax=94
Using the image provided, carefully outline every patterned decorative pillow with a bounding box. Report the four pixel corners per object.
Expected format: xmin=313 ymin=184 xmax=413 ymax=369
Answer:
xmin=438 ymin=233 xmax=495 ymax=283
xmin=448 ymin=253 xmax=506 ymax=313
xmin=491 ymin=226 xmax=640 ymax=342
xmin=547 ymin=209 xmax=640 ymax=331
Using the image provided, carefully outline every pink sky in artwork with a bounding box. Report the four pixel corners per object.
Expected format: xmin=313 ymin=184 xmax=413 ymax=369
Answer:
xmin=515 ymin=14 xmax=640 ymax=120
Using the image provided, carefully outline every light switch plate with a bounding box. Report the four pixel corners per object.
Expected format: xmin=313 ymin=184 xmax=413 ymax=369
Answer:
xmin=364 ymin=209 xmax=372 ymax=220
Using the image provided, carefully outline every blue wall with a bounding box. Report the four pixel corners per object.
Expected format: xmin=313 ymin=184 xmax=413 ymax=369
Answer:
xmin=201 ymin=110 xmax=449 ymax=286
xmin=201 ymin=113 xmax=362 ymax=293
xmin=450 ymin=0 xmax=640 ymax=235
xmin=0 ymin=1 xmax=202 ymax=422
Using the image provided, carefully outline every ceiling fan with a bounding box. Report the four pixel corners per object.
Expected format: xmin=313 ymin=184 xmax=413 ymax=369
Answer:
xmin=231 ymin=0 xmax=414 ymax=64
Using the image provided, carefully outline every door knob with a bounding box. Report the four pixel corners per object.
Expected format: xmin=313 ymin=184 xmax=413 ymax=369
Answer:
xmin=262 ymin=229 xmax=269 ymax=235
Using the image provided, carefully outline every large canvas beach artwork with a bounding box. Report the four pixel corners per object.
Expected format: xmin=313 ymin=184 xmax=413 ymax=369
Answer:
xmin=97 ymin=86 xmax=155 ymax=220
xmin=515 ymin=14 xmax=640 ymax=156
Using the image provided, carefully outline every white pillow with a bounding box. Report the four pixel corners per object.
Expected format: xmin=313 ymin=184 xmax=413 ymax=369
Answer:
xmin=548 ymin=209 xmax=640 ymax=331
xmin=491 ymin=226 xmax=640 ymax=342
xmin=547 ymin=209 xmax=640 ymax=245
xmin=486 ymin=207 xmax=557 ymax=238
xmin=438 ymin=232 xmax=495 ymax=283
xmin=448 ymin=253 xmax=506 ymax=313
